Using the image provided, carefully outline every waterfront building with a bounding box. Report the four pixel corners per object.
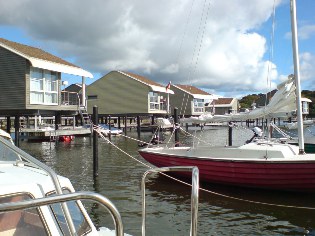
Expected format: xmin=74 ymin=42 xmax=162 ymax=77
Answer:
xmin=211 ymin=98 xmax=239 ymax=115
xmin=0 ymin=38 xmax=92 ymax=116
xmin=86 ymin=71 xmax=174 ymax=116
xmin=0 ymin=37 xmax=93 ymax=139
xmin=169 ymin=84 xmax=217 ymax=116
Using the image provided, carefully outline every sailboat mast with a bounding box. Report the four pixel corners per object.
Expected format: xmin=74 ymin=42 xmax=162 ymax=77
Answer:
xmin=290 ymin=0 xmax=305 ymax=154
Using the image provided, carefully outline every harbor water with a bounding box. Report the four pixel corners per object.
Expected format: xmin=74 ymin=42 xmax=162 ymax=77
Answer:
xmin=19 ymin=126 xmax=315 ymax=236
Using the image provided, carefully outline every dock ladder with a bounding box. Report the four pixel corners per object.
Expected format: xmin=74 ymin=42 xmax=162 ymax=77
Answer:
xmin=78 ymin=105 xmax=91 ymax=127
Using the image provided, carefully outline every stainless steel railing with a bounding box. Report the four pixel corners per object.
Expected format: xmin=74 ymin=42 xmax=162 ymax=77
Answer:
xmin=141 ymin=166 xmax=199 ymax=236
xmin=0 ymin=192 xmax=124 ymax=236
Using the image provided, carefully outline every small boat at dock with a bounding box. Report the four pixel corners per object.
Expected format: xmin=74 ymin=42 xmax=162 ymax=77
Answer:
xmin=0 ymin=129 xmax=199 ymax=235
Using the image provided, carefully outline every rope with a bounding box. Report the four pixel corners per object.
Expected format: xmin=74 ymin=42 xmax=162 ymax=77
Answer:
xmin=179 ymin=127 xmax=213 ymax=146
xmin=92 ymin=125 xmax=315 ymax=210
xmin=306 ymin=126 xmax=315 ymax=137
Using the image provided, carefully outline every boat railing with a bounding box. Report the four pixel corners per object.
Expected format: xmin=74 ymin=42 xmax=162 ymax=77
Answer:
xmin=141 ymin=166 xmax=199 ymax=236
xmin=0 ymin=191 xmax=124 ymax=236
xmin=0 ymin=136 xmax=76 ymax=235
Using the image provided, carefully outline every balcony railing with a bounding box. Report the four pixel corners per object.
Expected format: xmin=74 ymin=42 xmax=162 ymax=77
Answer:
xmin=61 ymin=91 xmax=81 ymax=106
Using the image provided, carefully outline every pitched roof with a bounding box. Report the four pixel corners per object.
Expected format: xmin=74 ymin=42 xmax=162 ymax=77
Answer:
xmin=64 ymin=83 xmax=82 ymax=93
xmin=175 ymin=84 xmax=210 ymax=95
xmin=120 ymin=71 xmax=163 ymax=87
xmin=215 ymin=98 xmax=234 ymax=105
xmin=117 ymin=71 xmax=174 ymax=94
xmin=0 ymin=38 xmax=93 ymax=78
xmin=0 ymin=38 xmax=78 ymax=68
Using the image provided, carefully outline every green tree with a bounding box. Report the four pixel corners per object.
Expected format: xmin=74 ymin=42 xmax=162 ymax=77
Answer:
xmin=239 ymin=94 xmax=260 ymax=109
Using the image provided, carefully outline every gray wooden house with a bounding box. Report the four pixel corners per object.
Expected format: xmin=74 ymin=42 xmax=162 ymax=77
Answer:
xmin=0 ymin=38 xmax=92 ymax=117
xmin=86 ymin=71 xmax=174 ymax=115
xmin=169 ymin=84 xmax=216 ymax=116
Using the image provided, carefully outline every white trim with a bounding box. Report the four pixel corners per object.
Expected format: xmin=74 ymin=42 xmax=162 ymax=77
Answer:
xmin=172 ymin=84 xmax=215 ymax=99
xmin=0 ymin=42 xmax=93 ymax=78
xmin=301 ymin=97 xmax=312 ymax=102
xmin=118 ymin=71 xmax=174 ymax=94
xmin=31 ymin=58 xmax=93 ymax=78
xmin=150 ymin=85 xmax=174 ymax=94
xmin=193 ymin=94 xmax=216 ymax=99
xmin=214 ymin=104 xmax=233 ymax=108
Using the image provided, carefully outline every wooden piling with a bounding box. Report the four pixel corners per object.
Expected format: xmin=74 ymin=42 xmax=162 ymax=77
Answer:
xmin=228 ymin=122 xmax=233 ymax=146
xmin=93 ymin=106 xmax=99 ymax=178
xmin=174 ymin=108 xmax=179 ymax=147
xmin=6 ymin=116 xmax=11 ymax=134
xmin=108 ymin=115 xmax=111 ymax=140
xmin=124 ymin=116 xmax=127 ymax=135
xmin=137 ymin=115 xmax=141 ymax=140
xmin=14 ymin=115 xmax=20 ymax=147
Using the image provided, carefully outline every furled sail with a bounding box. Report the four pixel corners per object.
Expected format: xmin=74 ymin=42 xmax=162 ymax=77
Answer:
xmin=180 ymin=76 xmax=296 ymax=124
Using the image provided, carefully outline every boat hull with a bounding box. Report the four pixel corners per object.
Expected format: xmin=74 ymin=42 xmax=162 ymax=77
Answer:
xmin=139 ymin=147 xmax=315 ymax=192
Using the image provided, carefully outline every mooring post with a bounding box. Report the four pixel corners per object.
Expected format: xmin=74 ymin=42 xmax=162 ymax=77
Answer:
xmin=93 ymin=106 xmax=99 ymax=178
xmin=118 ymin=116 xmax=121 ymax=129
xmin=137 ymin=115 xmax=141 ymax=140
xmin=108 ymin=115 xmax=111 ymax=140
xmin=14 ymin=115 xmax=20 ymax=147
xmin=124 ymin=116 xmax=127 ymax=135
xmin=174 ymin=108 xmax=179 ymax=147
xmin=228 ymin=122 xmax=233 ymax=146
xmin=6 ymin=116 xmax=11 ymax=135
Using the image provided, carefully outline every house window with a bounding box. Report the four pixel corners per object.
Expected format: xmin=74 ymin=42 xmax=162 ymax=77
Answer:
xmin=30 ymin=67 xmax=58 ymax=105
xmin=88 ymin=95 xmax=98 ymax=100
xmin=149 ymin=92 xmax=160 ymax=110
xmin=302 ymin=101 xmax=309 ymax=114
xmin=193 ymin=98 xmax=204 ymax=113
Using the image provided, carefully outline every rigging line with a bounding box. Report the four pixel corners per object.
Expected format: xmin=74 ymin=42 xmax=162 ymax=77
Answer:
xmin=92 ymin=126 xmax=315 ymax=211
xmin=180 ymin=0 xmax=211 ymax=115
xmin=181 ymin=0 xmax=211 ymax=116
xmin=174 ymin=0 xmax=196 ymax=65
xmin=179 ymin=127 xmax=213 ymax=146
xmin=265 ymin=0 xmax=277 ymax=93
xmin=306 ymin=126 xmax=315 ymax=137
xmin=261 ymin=0 xmax=277 ymax=145
xmin=270 ymin=123 xmax=292 ymax=139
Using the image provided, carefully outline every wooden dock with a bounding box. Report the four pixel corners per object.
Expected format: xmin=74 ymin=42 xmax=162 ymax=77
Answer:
xmin=18 ymin=127 xmax=91 ymax=141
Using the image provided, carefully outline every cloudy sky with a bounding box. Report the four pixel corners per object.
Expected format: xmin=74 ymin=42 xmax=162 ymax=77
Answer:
xmin=0 ymin=0 xmax=314 ymax=97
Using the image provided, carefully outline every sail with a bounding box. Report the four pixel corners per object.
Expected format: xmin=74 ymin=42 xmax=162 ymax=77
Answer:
xmin=180 ymin=76 xmax=296 ymax=124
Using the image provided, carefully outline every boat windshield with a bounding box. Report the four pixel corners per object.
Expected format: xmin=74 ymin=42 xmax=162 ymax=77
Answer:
xmin=47 ymin=189 xmax=91 ymax=236
xmin=0 ymin=193 xmax=49 ymax=236
xmin=0 ymin=137 xmax=21 ymax=162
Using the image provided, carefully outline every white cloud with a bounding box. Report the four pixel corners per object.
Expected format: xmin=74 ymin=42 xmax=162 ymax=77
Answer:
xmin=0 ymin=0 xmax=285 ymax=96
xmin=285 ymin=24 xmax=315 ymax=40
xmin=298 ymin=25 xmax=315 ymax=40
xmin=161 ymin=64 xmax=179 ymax=74
xmin=300 ymin=52 xmax=315 ymax=81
